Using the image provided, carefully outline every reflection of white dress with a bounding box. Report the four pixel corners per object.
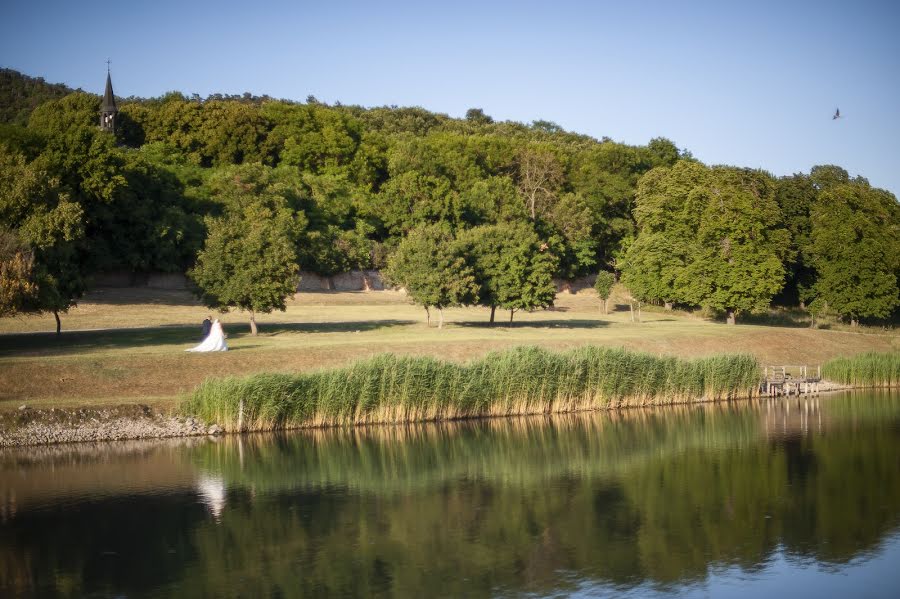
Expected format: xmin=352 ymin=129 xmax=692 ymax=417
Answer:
xmin=186 ymin=320 xmax=228 ymax=352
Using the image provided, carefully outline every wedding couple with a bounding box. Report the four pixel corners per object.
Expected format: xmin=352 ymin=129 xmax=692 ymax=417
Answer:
xmin=186 ymin=315 xmax=228 ymax=352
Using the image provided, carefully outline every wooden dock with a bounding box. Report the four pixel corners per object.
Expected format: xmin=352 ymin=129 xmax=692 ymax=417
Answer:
xmin=761 ymin=365 xmax=822 ymax=397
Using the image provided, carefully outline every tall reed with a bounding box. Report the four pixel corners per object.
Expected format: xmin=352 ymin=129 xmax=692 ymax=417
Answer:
xmin=182 ymin=346 xmax=761 ymax=431
xmin=822 ymin=352 xmax=900 ymax=388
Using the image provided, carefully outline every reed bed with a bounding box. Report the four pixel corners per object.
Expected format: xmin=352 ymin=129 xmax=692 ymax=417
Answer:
xmin=822 ymin=352 xmax=900 ymax=388
xmin=182 ymin=346 xmax=761 ymax=431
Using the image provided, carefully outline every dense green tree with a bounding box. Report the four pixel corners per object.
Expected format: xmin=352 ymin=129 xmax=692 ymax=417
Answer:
xmin=620 ymin=161 xmax=709 ymax=306
xmin=262 ymin=102 xmax=362 ymax=172
xmin=677 ymin=168 xmax=789 ymax=324
xmin=805 ymin=181 xmax=900 ymax=325
xmin=376 ymin=170 xmax=458 ymax=235
xmin=188 ymin=164 xmax=306 ymax=335
xmin=619 ymin=233 xmax=686 ymax=308
xmin=546 ymin=192 xmax=598 ymax=278
xmin=774 ymin=173 xmax=816 ymax=305
xmin=383 ymin=224 xmax=477 ymax=328
xmin=0 ymin=69 xmax=73 ymax=126
xmin=457 ymin=175 xmax=527 ymax=225
xmin=456 ymin=222 xmax=558 ymax=323
xmin=0 ymin=146 xmax=86 ymax=332
xmin=464 ymin=108 xmax=493 ymax=124
xmin=623 ymin=163 xmax=789 ymax=324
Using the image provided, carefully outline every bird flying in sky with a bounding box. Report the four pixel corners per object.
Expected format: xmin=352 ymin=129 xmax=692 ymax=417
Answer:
xmin=833 ymin=108 xmax=841 ymax=120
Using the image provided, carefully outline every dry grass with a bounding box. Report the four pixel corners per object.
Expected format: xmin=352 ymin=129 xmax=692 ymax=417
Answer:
xmin=1 ymin=286 xmax=897 ymax=410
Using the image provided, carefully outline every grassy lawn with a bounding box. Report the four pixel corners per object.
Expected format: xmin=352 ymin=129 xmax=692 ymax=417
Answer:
xmin=1 ymin=286 xmax=897 ymax=411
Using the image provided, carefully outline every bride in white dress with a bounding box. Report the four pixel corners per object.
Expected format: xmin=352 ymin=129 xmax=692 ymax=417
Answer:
xmin=186 ymin=319 xmax=228 ymax=352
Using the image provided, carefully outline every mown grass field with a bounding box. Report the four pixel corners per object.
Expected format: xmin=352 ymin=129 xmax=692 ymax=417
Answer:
xmin=1 ymin=286 xmax=897 ymax=410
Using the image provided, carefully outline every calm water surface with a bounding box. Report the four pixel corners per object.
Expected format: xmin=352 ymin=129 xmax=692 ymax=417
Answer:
xmin=2 ymin=390 xmax=900 ymax=598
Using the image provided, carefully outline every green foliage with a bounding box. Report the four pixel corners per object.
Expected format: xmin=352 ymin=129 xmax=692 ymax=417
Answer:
xmin=188 ymin=164 xmax=305 ymax=332
xmin=774 ymin=173 xmax=816 ymax=304
xmin=822 ymin=352 xmax=900 ymax=387
xmin=3 ymin=66 xmax=897 ymax=329
xmin=623 ymin=163 xmax=789 ymax=322
xmin=456 ymin=222 xmax=558 ymax=321
xmin=297 ymin=222 xmax=374 ymax=276
xmin=620 ymin=233 xmax=685 ymax=304
xmin=383 ymin=225 xmax=477 ymax=324
xmin=464 ymin=107 xmax=493 ymax=124
xmin=805 ymin=181 xmax=900 ymax=322
xmin=182 ymin=346 xmax=761 ymax=429
xmin=546 ymin=192 xmax=598 ymax=277
xmin=0 ymin=69 xmax=73 ymax=126
xmin=0 ymin=146 xmax=86 ymax=327
xmin=679 ymin=168 xmax=789 ymax=319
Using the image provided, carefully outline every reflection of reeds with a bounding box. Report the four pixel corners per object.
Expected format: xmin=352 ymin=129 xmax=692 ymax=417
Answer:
xmin=182 ymin=346 xmax=760 ymax=430
xmin=822 ymin=352 xmax=900 ymax=388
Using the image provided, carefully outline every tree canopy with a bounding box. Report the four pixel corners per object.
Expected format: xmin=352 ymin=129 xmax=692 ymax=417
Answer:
xmin=1 ymin=68 xmax=897 ymax=329
xmin=383 ymin=224 xmax=478 ymax=327
xmin=622 ymin=163 xmax=790 ymax=324
xmin=188 ymin=164 xmax=306 ymax=335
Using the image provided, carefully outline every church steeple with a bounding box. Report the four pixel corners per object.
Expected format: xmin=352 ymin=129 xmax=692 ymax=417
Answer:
xmin=100 ymin=63 xmax=118 ymax=133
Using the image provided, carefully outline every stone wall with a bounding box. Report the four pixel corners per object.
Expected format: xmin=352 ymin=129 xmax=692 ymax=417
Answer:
xmin=297 ymin=270 xmax=387 ymax=291
xmin=91 ymin=269 xmax=597 ymax=294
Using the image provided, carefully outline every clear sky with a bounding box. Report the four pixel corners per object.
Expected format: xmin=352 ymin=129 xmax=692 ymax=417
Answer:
xmin=2 ymin=0 xmax=899 ymax=196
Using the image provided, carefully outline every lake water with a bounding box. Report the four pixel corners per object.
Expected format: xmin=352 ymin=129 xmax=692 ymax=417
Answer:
xmin=2 ymin=390 xmax=900 ymax=598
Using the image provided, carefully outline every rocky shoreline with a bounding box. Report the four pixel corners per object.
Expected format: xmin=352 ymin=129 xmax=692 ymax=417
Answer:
xmin=0 ymin=404 xmax=221 ymax=447
xmin=2 ymin=382 xmax=853 ymax=448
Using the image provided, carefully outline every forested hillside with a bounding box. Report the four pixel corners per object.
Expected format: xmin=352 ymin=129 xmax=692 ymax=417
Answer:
xmin=0 ymin=69 xmax=74 ymax=126
xmin=1 ymin=69 xmax=897 ymax=328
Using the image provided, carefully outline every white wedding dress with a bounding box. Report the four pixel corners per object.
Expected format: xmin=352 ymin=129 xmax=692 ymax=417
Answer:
xmin=186 ymin=320 xmax=228 ymax=352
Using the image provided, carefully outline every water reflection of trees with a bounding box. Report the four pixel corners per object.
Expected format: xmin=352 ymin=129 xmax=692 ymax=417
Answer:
xmin=1 ymin=392 xmax=899 ymax=597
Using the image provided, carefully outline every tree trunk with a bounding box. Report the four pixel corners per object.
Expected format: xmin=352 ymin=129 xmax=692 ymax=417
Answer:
xmin=602 ymin=299 xmax=608 ymax=315
xmin=726 ymin=309 xmax=736 ymax=326
xmin=54 ymin=310 xmax=61 ymax=335
xmin=425 ymin=307 xmax=431 ymax=327
xmin=664 ymin=302 xmax=673 ymax=310
xmin=629 ymin=302 xmax=635 ymax=323
xmin=489 ymin=305 xmax=496 ymax=323
xmin=438 ymin=308 xmax=444 ymax=329
xmin=249 ymin=311 xmax=258 ymax=335
xmin=851 ymin=318 xmax=859 ymax=327
xmin=637 ymin=302 xmax=642 ymax=322
xmin=509 ymin=309 xmax=515 ymax=324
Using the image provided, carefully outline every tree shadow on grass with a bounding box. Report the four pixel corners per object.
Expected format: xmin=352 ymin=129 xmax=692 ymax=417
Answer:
xmin=455 ymin=319 xmax=610 ymax=330
xmin=0 ymin=320 xmax=417 ymax=358
xmin=738 ymin=311 xmax=815 ymax=329
xmin=257 ymin=320 xmax=415 ymax=335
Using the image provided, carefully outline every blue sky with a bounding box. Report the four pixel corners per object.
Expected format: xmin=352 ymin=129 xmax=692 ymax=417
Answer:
xmin=3 ymin=0 xmax=899 ymax=196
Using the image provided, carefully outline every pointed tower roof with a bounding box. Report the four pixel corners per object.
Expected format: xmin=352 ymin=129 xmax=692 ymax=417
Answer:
xmin=102 ymin=71 xmax=117 ymax=112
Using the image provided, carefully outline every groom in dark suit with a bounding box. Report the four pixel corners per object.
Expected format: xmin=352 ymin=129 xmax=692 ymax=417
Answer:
xmin=201 ymin=315 xmax=212 ymax=340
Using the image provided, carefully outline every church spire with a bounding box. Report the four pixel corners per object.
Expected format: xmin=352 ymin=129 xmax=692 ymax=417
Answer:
xmin=100 ymin=62 xmax=118 ymax=133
